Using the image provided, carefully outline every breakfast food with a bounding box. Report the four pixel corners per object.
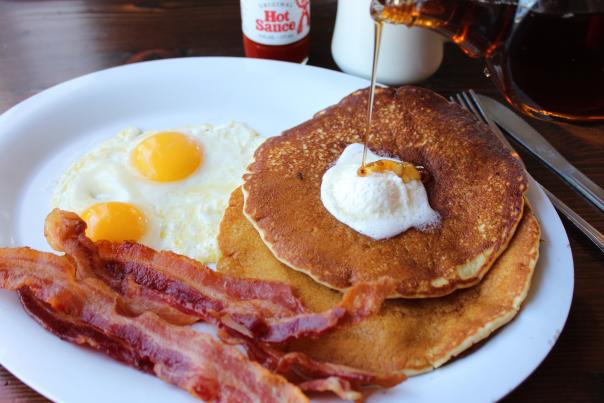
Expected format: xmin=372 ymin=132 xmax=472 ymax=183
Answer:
xmin=0 ymin=250 xmax=307 ymax=402
xmin=1 ymin=257 xmax=306 ymax=402
xmin=218 ymin=187 xmax=539 ymax=374
xmin=218 ymin=327 xmax=404 ymax=400
xmin=52 ymin=122 xmax=264 ymax=263
xmin=0 ymin=211 xmax=406 ymax=401
xmin=1 ymin=83 xmax=542 ymax=401
xmin=44 ymin=209 xmax=392 ymax=344
xmin=321 ymin=143 xmax=439 ymax=239
xmin=242 ymin=86 xmax=527 ymax=298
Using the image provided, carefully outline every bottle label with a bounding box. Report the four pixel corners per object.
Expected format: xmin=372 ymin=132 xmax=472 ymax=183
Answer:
xmin=241 ymin=0 xmax=310 ymax=46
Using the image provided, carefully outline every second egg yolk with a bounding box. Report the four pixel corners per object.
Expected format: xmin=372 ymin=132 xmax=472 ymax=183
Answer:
xmin=81 ymin=202 xmax=147 ymax=242
xmin=131 ymin=132 xmax=203 ymax=182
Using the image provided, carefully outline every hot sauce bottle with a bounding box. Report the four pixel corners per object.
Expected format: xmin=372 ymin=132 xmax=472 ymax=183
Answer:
xmin=240 ymin=0 xmax=311 ymax=63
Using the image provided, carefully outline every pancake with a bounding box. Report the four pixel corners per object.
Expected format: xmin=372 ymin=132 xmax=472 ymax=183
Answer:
xmin=218 ymin=188 xmax=540 ymax=375
xmin=242 ymin=86 xmax=527 ymax=298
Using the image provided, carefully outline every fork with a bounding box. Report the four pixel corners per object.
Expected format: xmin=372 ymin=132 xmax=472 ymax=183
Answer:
xmin=451 ymin=90 xmax=604 ymax=253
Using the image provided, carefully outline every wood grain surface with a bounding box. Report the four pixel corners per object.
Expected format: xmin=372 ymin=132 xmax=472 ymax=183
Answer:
xmin=0 ymin=1 xmax=602 ymax=402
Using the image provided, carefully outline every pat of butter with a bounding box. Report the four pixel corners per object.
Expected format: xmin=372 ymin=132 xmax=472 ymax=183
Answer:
xmin=320 ymin=143 xmax=439 ymax=240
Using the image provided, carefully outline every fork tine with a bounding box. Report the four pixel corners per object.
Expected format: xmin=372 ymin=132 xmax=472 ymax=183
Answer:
xmin=461 ymin=90 xmax=523 ymax=163
xmin=450 ymin=92 xmax=482 ymax=123
xmin=465 ymin=91 xmax=516 ymax=148
xmin=466 ymin=90 xmax=507 ymax=139
xmin=451 ymin=91 xmax=491 ymax=130
xmin=454 ymin=93 xmax=604 ymax=252
xmin=460 ymin=91 xmax=486 ymax=124
xmin=453 ymin=93 xmax=469 ymax=112
xmin=467 ymin=90 xmax=491 ymax=122
xmin=448 ymin=95 xmax=456 ymax=107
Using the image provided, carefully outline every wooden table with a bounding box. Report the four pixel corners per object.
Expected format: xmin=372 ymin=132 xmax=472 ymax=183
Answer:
xmin=0 ymin=1 xmax=602 ymax=402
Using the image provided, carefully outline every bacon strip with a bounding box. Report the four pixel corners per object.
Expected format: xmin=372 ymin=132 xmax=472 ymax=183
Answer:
xmin=253 ymin=277 xmax=396 ymax=344
xmin=19 ymin=289 xmax=155 ymax=374
xmin=298 ymin=378 xmax=361 ymax=402
xmin=44 ymin=211 xmax=199 ymax=326
xmin=45 ymin=209 xmax=304 ymax=319
xmin=43 ymin=209 xmax=390 ymax=343
xmin=95 ymin=240 xmax=351 ymax=343
xmin=95 ymin=242 xmax=392 ymax=343
xmin=2 ymin=212 xmax=404 ymax=401
xmin=0 ymin=248 xmax=308 ymax=403
xmin=218 ymin=327 xmax=406 ymax=401
xmin=340 ymin=277 xmax=397 ymax=323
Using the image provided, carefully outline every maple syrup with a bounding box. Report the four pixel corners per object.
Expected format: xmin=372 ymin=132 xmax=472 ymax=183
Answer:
xmin=358 ymin=159 xmax=424 ymax=183
xmin=359 ymin=21 xmax=384 ymax=173
xmin=358 ymin=21 xmax=426 ymax=182
xmin=370 ymin=0 xmax=604 ymax=122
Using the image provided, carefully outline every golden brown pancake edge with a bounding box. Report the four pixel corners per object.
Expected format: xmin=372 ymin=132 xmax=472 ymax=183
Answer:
xmin=242 ymin=86 xmax=528 ymax=298
xmin=218 ymin=187 xmax=540 ymax=375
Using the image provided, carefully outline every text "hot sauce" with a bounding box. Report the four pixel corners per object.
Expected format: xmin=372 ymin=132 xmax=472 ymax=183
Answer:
xmin=241 ymin=0 xmax=311 ymax=63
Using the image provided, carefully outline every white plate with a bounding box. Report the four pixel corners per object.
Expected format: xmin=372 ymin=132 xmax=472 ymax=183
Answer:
xmin=0 ymin=57 xmax=573 ymax=403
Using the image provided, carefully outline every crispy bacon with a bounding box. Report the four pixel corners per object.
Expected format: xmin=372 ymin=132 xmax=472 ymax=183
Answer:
xmin=298 ymin=377 xmax=361 ymax=402
xmin=43 ymin=209 xmax=391 ymax=343
xmin=96 ymin=242 xmax=305 ymax=319
xmin=94 ymin=242 xmax=393 ymax=343
xmin=218 ymin=327 xmax=406 ymax=401
xmin=1 ymin=211 xmax=405 ymax=401
xmin=44 ymin=210 xmax=199 ymax=326
xmin=0 ymin=248 xmax=309 ymax=403
xmin=255 ymin=277 xmax=396 ymax=344
xmin=94 ymin=240 xmax=347 ymax=342
xmin=19 ymin=289 xmax=155 ymax=374
xmin=267 ymin=350 xmax=405 ymax=388
xmin=45 ymin=209 xmax=304 ymax=318
xmin=340 ymin=277 xmax=397 ymax=322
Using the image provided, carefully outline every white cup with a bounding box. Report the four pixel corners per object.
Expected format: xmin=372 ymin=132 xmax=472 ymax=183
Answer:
xmin=331 ymin=0 xmax=445 ymax=85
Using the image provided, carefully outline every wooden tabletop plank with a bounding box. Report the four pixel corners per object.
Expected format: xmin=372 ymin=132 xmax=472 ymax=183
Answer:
xmin=0 ymin=0 xmax=602 ymax=402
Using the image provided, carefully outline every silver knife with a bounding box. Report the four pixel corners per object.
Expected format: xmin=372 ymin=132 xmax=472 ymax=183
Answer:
xmin=466 ymin=90 xmax=604 ymax=253
xmin=475 ymin=94 xmax=604 ymax=213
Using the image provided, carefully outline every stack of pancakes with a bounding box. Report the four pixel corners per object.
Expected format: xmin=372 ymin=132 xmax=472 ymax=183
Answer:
xmin=217 ymin=87 xmax=540 ymax=375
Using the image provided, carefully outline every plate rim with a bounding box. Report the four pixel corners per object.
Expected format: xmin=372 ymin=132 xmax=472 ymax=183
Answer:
xmin=0 ymin=56 xmax=575 ymax=403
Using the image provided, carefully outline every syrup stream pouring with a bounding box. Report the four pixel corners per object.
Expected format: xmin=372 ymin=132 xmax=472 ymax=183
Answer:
xmin=359 ymin=20 xmax=428 ymax=182
xmin=360 ymin=20 xmax=384 ymax=173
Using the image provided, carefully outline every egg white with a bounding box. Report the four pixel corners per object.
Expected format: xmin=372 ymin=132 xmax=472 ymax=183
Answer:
xmin=51 ymin=122 xmax=264 ymax=263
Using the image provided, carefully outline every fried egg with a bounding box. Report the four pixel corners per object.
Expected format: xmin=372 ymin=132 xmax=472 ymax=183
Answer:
xmin=51 ymin=122 xmax=264 ymax=263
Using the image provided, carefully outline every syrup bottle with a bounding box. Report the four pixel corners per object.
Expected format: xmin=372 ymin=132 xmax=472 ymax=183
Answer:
xmin=240 ymin=0 xmax=311 ymax=63
xmin=370 ymin=0 xmax=604 ymax=122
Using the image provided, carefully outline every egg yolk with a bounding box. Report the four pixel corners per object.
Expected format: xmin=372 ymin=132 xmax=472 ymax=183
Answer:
xmin=131 ymin=132 xmax=203 ymax=182
xmin=81 ymin=202 xmax=147 ymax=242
